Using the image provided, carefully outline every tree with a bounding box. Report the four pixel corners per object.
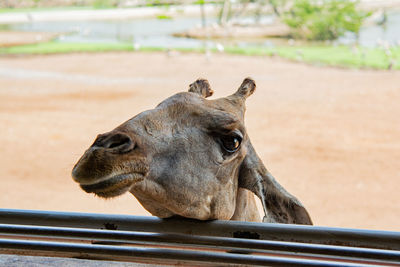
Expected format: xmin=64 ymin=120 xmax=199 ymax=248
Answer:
xmin=282 ymin=0 xmax=370 ymax=41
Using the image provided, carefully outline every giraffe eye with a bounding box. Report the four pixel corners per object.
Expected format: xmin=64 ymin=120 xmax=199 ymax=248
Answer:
xmin=220 ymin=134 xmax=242 ymax=153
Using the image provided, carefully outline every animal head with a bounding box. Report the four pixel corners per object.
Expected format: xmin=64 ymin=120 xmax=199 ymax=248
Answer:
xmin=72 ymin=78 xmax=312 ymax=224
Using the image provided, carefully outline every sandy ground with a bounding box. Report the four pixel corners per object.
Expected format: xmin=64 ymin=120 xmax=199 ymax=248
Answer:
xmin=0 ymin=51 xmax=399 ymax=231
xmin=0 ymin=32 xmax=58 ymax=47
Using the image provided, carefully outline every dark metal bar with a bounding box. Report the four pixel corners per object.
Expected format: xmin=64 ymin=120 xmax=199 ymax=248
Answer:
xmin=0 ymin=238 xmax=367 ymax=267
xmin=0 ymin=209 xmax=399 ymax=250
xmin=0 ymin=223 xmax=399 ymax=264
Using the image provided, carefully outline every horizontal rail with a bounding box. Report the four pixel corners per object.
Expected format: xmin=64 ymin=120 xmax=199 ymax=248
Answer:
xmin=0 ymin=238 xmax=370 ymax=267
xmin=0 ymin=224 xmax=399 ymax=265
xmin=3 ymin=223 xmax=400 ymax=266
xmin=0 ymin=209 xmax=399 ymax=250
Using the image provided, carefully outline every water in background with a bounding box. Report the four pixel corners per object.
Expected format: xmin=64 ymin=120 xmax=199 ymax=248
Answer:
xmin=3 ymin=11 xmax=400 ymax=48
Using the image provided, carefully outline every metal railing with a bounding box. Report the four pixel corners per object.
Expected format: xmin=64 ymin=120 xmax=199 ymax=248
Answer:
xmin=0 ymin=209 xmax=399 ymax=266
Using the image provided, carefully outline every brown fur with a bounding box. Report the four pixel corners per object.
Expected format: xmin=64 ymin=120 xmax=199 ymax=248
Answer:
xmin=72 ymin=78 xmax=312 ymax=224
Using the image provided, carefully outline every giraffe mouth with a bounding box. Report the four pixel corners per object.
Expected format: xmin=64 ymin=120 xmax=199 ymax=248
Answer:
xmin=80 ymin=173 xmax=144 ymax=198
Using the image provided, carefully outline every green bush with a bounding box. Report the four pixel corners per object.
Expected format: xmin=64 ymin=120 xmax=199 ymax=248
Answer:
xmin=283 ymin=0 xmax=370 ymax=41
xmin=93 ymin=0 xmax=119 ymax=8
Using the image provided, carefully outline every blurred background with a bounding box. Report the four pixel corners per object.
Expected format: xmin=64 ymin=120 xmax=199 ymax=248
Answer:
xmin=0 ymin=0 xmax=399 ymax=230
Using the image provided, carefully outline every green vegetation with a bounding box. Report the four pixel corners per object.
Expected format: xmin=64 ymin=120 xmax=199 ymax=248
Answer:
xmin=0 ymin=41 xmax=136 ymax=54
xmin=282 ymin=0 xmax=370 ymax=41
xmin=1 ymin=41 xmax=399 ymax=70
xmin=0 ymin=6 xmax=93 ymax=13
xmin=92 ymin=0 xmax=119 ymax=9
xmin=225 ymin=46 xmax=400 ymax=70
xmin=156 ymin=14 xmax=173 ymax=19
xmin=0 ymin=41 xmax=204 ymax=54
xmin=0 ymin=24 xmax=11 ymax=31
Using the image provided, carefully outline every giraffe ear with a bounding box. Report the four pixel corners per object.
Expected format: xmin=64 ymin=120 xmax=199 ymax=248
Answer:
xmin=238 ymin=141 xmax=313 ymax=225
xmin=234 ymin=77 xmax=256 ymax=99
xmin=188 ymin=78 xmax=213 ymax=98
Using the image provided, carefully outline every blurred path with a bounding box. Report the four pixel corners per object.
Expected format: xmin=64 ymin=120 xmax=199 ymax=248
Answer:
xmin=0 ymin=52 xmax=399 ymax=230
xmin=0 ymin=32 xmax=57 ymax=47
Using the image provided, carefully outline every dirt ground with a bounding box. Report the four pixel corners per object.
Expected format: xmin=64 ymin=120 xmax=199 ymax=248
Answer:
xmin=0 ymin=32 xmax=58 ymax=47
xmin=0 ymin=51 xmax=399 ymax=231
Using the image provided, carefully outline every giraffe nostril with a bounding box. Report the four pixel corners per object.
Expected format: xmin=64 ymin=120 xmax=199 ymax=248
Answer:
xmin=93 ymin=132 xmax=135 ymax=153
xmin=107 ymin=136 xmax=130 ymax=149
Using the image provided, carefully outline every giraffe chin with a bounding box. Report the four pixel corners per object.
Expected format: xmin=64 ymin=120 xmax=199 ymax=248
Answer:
xmin=80 ymin=173 xmax=144 ymax=199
